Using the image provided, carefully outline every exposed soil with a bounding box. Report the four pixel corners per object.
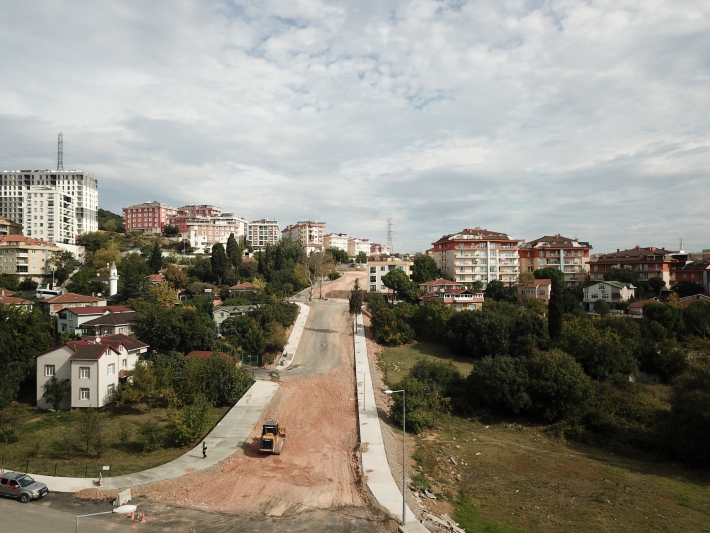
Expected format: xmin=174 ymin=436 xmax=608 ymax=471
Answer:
xmin=323 ymin=270 xmax=368 ymax=300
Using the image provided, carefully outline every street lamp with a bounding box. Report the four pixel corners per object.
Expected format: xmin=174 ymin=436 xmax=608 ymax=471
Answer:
xmin=384 ymin=388 xmax=406 ymax=525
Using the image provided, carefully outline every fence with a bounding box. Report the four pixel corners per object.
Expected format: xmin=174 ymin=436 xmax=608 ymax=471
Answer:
xmin=1 ymin=456 xmax=112 ymax=478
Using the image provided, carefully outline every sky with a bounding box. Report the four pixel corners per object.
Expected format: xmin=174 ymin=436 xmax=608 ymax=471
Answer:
xmin=0 ymin=0 xmax=708 ymax=254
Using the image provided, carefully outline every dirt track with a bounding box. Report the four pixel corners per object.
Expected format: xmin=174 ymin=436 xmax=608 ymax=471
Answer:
xmin=137 ymin=301 xmax=392 ymax=532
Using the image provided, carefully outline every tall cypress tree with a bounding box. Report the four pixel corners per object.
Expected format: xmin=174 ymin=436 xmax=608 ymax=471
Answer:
xmin=226 ymin=233 xmax=242 ymax=270
xmin=210 ymin=243 xmax=229 ymax=286
xmin=534 ymin=267 xmax=565 ymax=340
xmin=148 ymin=241 xmax=163 ymax=274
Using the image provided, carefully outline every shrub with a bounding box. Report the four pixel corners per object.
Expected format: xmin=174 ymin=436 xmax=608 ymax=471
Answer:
xmin=669 ymin=362 xmax=710 ymax=467
xmin=166 ymin=395 xmax=214 ymax=445
xmin=465 ymin=356 xmax=530 ymax=413
xmin=138 ymin=421 xmax=166 ymax=452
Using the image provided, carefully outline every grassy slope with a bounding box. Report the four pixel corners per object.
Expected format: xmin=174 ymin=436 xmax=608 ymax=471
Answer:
xmin=380 ymin=341 xmax=474 ymax=384
xmin=378 ymin=343 xmax=710 ymax=533
xmin=0 ymin=404 xmax=228 ymax=478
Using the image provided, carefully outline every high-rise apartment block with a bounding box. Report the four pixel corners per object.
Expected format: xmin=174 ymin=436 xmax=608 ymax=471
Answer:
xmin=248 ymin=219 xmax=281 ymax=251
xmin=432 ymin=227 xmax=522 ymax=287
xmin=0 ymin=170 xmax=98 ymax=244
xmin=282 ymin=220 xmax=326 ymax=253
xmin=519 ymin=235 xmax=592 ymax=287
xmin=323 ymin=233 xmax=348 ymax=252
xmin=123 ymin=201 xmax=177 ymax=233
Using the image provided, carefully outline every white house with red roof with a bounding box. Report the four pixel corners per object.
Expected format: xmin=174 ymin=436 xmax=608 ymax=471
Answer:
xmin=517 ymin=279 xmax=552 ymax=303
xmin=421 ymin=289 xmax=485 ymax=311
xmin=418 ymin=278 xmax=466 ymax=294
xmin=35 ymin=334 xmax=148 ymax=409
xmin=42 ymin=292 xmax=107 ymax=316
xmin=0 ymin=290 xmax=33 ymax=311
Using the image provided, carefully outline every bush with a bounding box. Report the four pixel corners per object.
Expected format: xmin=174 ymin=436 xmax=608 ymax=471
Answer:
xmin=409 ymin=358 xmax=463 ymax=398
xmin=138 ymin=421 xmax=166 ymax=452
xmin=445 ymin=310 xmax=513 ymax=358
xmin=669 ymin=363 xmax=710 ymax=467
xmin=166 ymin=395 xmax=214 ymax=445
xmin=388 ymin=376 xmax=434 ymax=434
xmin=465 ymin=356 xmax=530 ymax=413
xmin=370 ymin=306 xmax=415 ymax=346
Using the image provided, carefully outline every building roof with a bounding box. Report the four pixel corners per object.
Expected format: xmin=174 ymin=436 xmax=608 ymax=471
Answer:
xmin=0 ymin=234 xmax=58 ymax=247
xmin=230 ymin=282 xmax=256 ymax=291
xmin=521 ymin=235 xmax=592 ymax=249
xmin=36 ymin=333 xmax=148 ymax=360
xmin=678 ymin=261 xmax=710 ymax=271
xmin=147 ymin=273 xmax=166 ymax=283
xmin=596 ymin=246 xmax=678 ymax=261
xmin=44 ymin=293 xmax=105 ymax=305
xmin=0 ymin=216 xmax=22 ymax=229
xmin=679 ymin=294 xmax=710 ymax=307
xmin=0 ymin=295 xmax=32 ymax=306
xmin=242 ymin=257 xmax=257 ymax=263
xmin=65 ymin=305 xmax=133 ymax=316
xmin=589 ymin=280 xmax=635 ymax=290
xmin=81 ymin=311 xmax=137 ymax=327
xmin=628 ymin=298 xmax=659 ymax=309
xmin=518 ymin=279 xmax=552 ymax=287
xmin=433 ymin=227 xmax=518 ymax=244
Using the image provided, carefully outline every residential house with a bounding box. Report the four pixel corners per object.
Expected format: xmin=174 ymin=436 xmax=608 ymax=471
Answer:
xmin=229 ymin=282 xmax=257 ymax=294
xmin=421 ymin=289 xmax=485 ymax=311
xmin=519 ymin=235 xmax=592 ymax=287
xmin=517 ymin=279 xmax=552 ymax=303
xmin=431 ymin=227 xmax=522 ymax=287
xmin=147 ymin=273 xmax=166 ymax=284
xmin=0 ymin=289 xmax=33 ymax=311
xmin=0 ymin=215 xmax=22 ymax=235
xmin=0 ymin=235 xmax=58 ymax=283
xmin=282 ymin=220 xmax=326 ymax=250
xmin=589 ymin=247 xmax=679 ymax=287
xmin=56 ymin=305 xmax=133 ymax=335
xmin=583 ymin=281 xmax=636 ymax=311
xmin=35 ymin=334 xmax=148 ymax=409
xmin=43 ymin=293 xmax=107 ymax=316
xmin=81 ymin=311 xmax=137 ymax=337
xmin=419 ymin=278 xmax=465 ymax=295
xmin=675 ymin=260 xmax=710 ymax=293
xmin=367 ymin=256 xmax=413 ymax=294
xmin=213 ymin=305 xmax=258 ymax=330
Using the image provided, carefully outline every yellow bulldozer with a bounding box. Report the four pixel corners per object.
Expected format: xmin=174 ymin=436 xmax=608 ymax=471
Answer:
xmin=259 ymin=419 xmax=286 ymax=454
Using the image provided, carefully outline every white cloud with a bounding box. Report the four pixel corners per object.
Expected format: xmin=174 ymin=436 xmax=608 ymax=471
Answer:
xmin=0 ymin=0 xmax=708 ymax=252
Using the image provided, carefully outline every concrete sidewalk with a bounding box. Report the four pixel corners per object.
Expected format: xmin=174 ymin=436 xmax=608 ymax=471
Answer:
xmin=353 ymin=315 xmax=428 ymax=533
xmin=32 ymin=380 xmax=279 ymax=493
xmin=277 ymin=302 xmax=309 ymax=369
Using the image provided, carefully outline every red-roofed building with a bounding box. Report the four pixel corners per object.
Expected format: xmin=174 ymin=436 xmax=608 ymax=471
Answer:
xmin=590 ymin=246 xmax=680 ymax=287
xmin=517 ymin=279 xmax=552 ymax=303
xmin=421 ymin=289 xmax=485 ymax=311
xmin=675 ymin=260 xmax=710 ymax=294
xmin=35 ymin=334 xmax=149 ymax=409
xmin=229 ymin=282 xmax=256 ymax=293
xmin=519 ymin=235 xmax=592 ymax=287
xmin=0 ymin=293 xmax=33 ymax=311
xmin=419 ymin=278 xmax=466 ymax=294
xmin=431 ymin=228 xmax=522 ymax=288
xmin=147 ymin=273 xmax=166 ymax=284
xmin=42 ymin=293 xmax=107 ymax=316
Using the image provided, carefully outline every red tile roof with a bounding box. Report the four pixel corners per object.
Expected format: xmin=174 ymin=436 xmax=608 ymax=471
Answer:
xmin=147 ymin=273 xmax=166 ymax=283
xmin=0 ymin=295 xmax=32 ymax=306
xmin=65 ymin=305 xmax=133 ymax=316
xmin=44 ymin=293 xmax=105 ymax=305
xmin=35 ymin=333 xmax=148 ymax=359
xmin=419 ymin=278 xmax=464 ymax=287
xmin=0 ymin=235 xmax=58 ymax=247
xmin=230 ymin=282 xmax=256 ymax=291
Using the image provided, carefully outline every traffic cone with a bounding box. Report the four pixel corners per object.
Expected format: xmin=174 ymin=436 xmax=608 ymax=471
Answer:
xmin=140 ymin=511 xmax=146 ymax=523
xmin=126 ymin=511 xmax=134 ymax=520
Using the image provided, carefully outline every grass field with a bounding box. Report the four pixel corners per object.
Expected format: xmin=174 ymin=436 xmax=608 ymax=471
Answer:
xmin=379 ymin=341 xmax=474 ymax=384
xmin=0 ymin=403 xmax=229 ymax=478
xmin=413 ymin=415 xmax=710 ymax=533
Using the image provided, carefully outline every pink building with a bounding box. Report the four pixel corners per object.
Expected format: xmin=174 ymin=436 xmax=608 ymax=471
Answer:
xmin=370 ymin=243 xmax=391 ymax=255
xmin=168 ymin=205 xmax=223 ymax=234
xmin=123 ymin=202 xmax=177 ymax=233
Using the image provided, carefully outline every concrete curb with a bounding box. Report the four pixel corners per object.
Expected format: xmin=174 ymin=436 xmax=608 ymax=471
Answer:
xmin=278 ymin=302 xmax=309 ymax=369
xmin=353 ymin=314 xmax=428 ymax=532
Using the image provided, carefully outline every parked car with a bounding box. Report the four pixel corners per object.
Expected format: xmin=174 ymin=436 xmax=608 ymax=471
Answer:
xmin=0 ymin=472 xmax=48 ymax=503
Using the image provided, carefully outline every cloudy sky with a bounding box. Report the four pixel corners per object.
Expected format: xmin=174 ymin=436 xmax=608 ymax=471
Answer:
xmin=1 ymin=0 xmax=708 ymax=253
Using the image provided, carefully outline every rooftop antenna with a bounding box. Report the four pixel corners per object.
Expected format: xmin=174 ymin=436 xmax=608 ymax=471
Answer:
xmin=386 ymin=218 xmax=393 ymax=253
xmin=57 ymin=132 xmax=64 ymax=171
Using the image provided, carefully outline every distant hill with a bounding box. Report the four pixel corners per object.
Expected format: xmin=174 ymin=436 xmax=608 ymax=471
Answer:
xmin=98 ymin=208 xmax=125 ymax=232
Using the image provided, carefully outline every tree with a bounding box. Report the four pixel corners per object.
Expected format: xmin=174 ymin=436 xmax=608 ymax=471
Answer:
xmin=327 ymin=247 xmax=349 ymax=264
xmin=17 ymin=278 xmax=38 ymax=292
xmin=466 ymin=356 xmax=531 ymax=413
xmin=349 ymin=278 xmax=365 ymax=316
xmin=604 ymin=267 xmax=638 ymax=284
xmin=484 ymin=280 xmax=516 ymax=302
xmin=48 ymin=250 xmax=80 ymax=285
xmin=164 ymin=224 xmax=179 ymax=235
xmin=118 ymin=253 xmax=149 ymax=301
xmin=243 ymin=322 xmax=267 ymax=355
xmin=370 ymin=306 xmax=415 ymax=346
xmin=97 ymin=208 xmax=124 ymax=232
xmin=648 ymin=276 xmax=666 ymax=294
xmin=149 ymin=281 xmax=177 ymax=307
xmin=381 ymin=268 xmax=411 ymax=302
xmin=672 ymin=281 xmax=704 ymax=298
xmin=302 ymin=251 xmax=335 ymax=301
xmin=226 ymin=233 xmax=243 ymax=271
xmin=413 ymin=299 xmax=454 ymax=342
xmin=643 ymin=302 xmax=684 ymax=338
xmin=411 ymin=254 xmax=439 ymax=284
xmin=43 ymin=376 xmax=70 ymax=410
xmin=166 ymin=394 xmax=214 ymax=445
xmin=518 ymin=272 xmax=535 ymax=285
xmin=535 ymin=267 xmax=565 ymax=340
xmin=78 ymin=231 xmax=110 ymax=253
xmin=683 ymin=301 xmax=710 ymax=338
xmin=525 ymin=349 xmax=592 ymax=421
xmin=669 ymin=362 xmax=710 ymax=467
xmin=355 ymin=251 xmax=368 ymax=264
xmin=0 ymin=405 xmax=22 ymax=445
xmin=148 ymin=241 xmax=163 ymax=274
xmin=593 ymin=299 xmax=611 ymax=317
xmin=164 ymin=264 xmax=188 ymax=289
xmin=115 ymin=361 xmax=167 ymax=411
xmin=93 ymin=247 xmax=122 ymax=271
xmin=445 ymin=310 xmax=513 ymax=358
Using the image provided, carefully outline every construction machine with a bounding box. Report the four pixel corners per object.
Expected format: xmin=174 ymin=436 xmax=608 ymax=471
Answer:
xmin=259 ymin=419 xmax=286 ymax=454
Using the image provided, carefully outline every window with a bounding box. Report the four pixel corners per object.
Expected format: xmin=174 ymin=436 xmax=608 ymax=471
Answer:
xmin=80 ymin=367 xmax=90 ymax=379
xmin=370 ymin=285 xmax=377 ymax=292
xmin=598 ymin=285 xmax=605 ymax=290
xmin=107 ymin=384 xmax=115 ymax=397
xmin=107 ymin=364 xmax=115 ymax=376
xmin=370 ymin=276 xmax=376 ymax=282
xmin=80 ymin=388 xmax=90 ymax=400
xmin=380 ymin=266 xmax=385 ymax=272
xmin=370 ymin=267 xmax=376 ymax=273
xmin=45 ymin=365 xmax=55 ymax=376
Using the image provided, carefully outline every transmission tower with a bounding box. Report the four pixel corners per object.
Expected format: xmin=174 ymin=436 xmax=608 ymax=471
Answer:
xmin=386 ymin=218 xmax=393 ymax=253
xmin=57 ymin=132 xmax=64 ymax=171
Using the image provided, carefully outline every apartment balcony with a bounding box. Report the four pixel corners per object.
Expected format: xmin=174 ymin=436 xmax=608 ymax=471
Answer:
xmin=17 ymin=253 xmax=28 ymax=258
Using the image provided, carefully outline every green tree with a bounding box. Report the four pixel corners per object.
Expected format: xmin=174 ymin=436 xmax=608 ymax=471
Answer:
xmin=593 ymin=299 xmax=611 ymax=317
xmin=413 ymin=299 xmax=454 ymax=342
xmin=672 ymin=281 xmax=704 ymax=298
xmin=97 ymin=208 xmax=124 ymax=232
xmin=648 ymin=276 xmax=666 ymax=294
xmin=683 ymin=301 xmax=710 ymax=338
xmin=484 ymin=280 xmax=517 ymax=303
xmin=0 ymin=405 xmax=22 ymax=445
xmin=48 ymin=250 xmax=81 ymax=285
xmin=604 ymin=267 xmax=638 ymax=284
xmin=535 ymin=267 xmax=565 ymax=340
xmin=411 ymin=254 xmax=439 ymax=284
xmin=166 ymin=394 xmax=214 ymax=445
xmin=115 ymin=361 xmax=167 ymax=411
xmin=164 ymin=224 xmax=179 ymax=235
xmin=327 ymin=247 xmax=349 ymax=264
xmin=164 ymin=264 xmax=188 ymax=289
xmin=525 ymin=349 xmax=592 ymax=421
xmin=445 ymin=310 xmax=513 ymax=358
xmin=243 ymin=322 xmax=267 ymax=355
xmin=78 ymin=231 xmax=111 ymax=253
xmin=643 ymin=302 xmax=684 ymax=338
xmin=669 ymin=362 xmax=710 ymax=467
xmin=226 ymin=233 xmax=243 ymax=271
xmin=355 ymin=251 xmax=368 ymax=264
xmin=370 ymin=305 xmax=415 ymax=346
xmin=348 ymin=278 xmax=365 ymax=316
xmin=118 ymin=253 xmax=149 ymax=301
xmin=148 ymin=241 xmax=163 ymax=274
xmin=388 ymin=375 xmax=434 ymax=434
xmin=42 ymin=376 xmax=70 ymax=410
xmin=466 ymin=356 xmax=530 ymax=413
xmin=381 ymin=268 xmax=411 ymax=302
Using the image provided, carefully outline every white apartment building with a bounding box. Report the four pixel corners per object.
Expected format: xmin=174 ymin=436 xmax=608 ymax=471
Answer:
xmin=432 ymin=227 xmax=522 ymax=287
xmin=0 ymin=170 xmax=98 ymax=244
xmin=367 ymin=257 xmax=413 ymax=293
xmin=186 ymin=213 xmax=248 ymax=253
xmin=324 ymin=233 xmax=348 ymax=252
xmin=348 ymin=238 xmax=371 ymax=258
xmin=248 ymin=219 xmax=281 ymax=251
xmin=282 ymin=220 xmax=326 ymax=249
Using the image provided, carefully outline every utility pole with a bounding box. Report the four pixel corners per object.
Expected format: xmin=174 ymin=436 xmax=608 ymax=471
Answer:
xmin=57 ymin=132 xmax=64 ymax=171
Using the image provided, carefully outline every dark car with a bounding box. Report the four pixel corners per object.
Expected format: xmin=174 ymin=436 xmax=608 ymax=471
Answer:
xmin=0 ymin=472 xmax=48 ymax=503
